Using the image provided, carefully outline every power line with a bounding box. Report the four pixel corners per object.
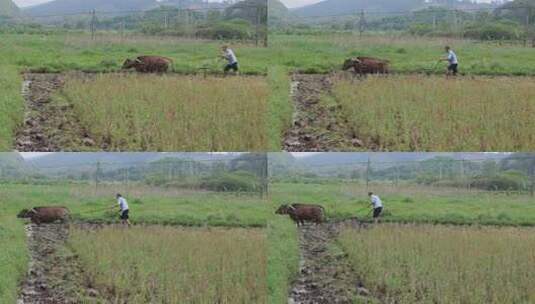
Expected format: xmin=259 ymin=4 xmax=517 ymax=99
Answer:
xmin=12 ymin=4 xmax=266 ymax=19
xmin=282 ymin=5 xmax=534 ymax=20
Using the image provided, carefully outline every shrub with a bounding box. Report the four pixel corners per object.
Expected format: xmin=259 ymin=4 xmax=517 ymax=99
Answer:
xmin=200 ymin=171 xmax=260 ymax=192
xmin=463 ymin=22 xmax=522 ymax=40
xmin=196 ymin=19 xmax=253 ymax=40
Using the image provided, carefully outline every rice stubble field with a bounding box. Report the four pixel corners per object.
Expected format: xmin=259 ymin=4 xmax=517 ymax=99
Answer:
xmin=69 ymin=225 xmax=267 ymax=303
xmin=327 ymin=75 xmax=535 ymax=151
xmin=24 ymin=73 xmax=270 ymax=151
xmin=338 ymin=224 xmax=535 ymax=304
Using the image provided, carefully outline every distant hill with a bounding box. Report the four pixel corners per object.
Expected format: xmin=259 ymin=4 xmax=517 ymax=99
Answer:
xmin=0 ymin=153 xmax=31 ymax=179
xmin=295 ymin=153 xmax=510 ymax=167
xmin=293 ymin=0 xmax=427 ymax=17
xmin=225 ymin=0 xmax=267 ymax=24
xmin=0 ymin=0 xmax=19 ymax=16
xmin=268 ymin=0 xmax=289 ymax=25
xmin=25 ymin=152 xmax=240 ymax=172
xmin=24 ymin=0 xmax=160 ymax=16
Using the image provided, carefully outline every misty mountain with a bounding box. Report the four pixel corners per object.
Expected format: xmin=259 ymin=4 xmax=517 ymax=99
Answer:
xmin=0 ymin=0 xmax=20 ymax=16
xmin=293 ymin=0 xmax=427 ymax=17
xmin=225 ymin=0 xmax=267 ymax=24
xmin=0 ymin=153 xmax=31 ymax=178
xmin=25 ymin=153 xmax=241 ymax=172
xmin=294 ymin=153 xmax=510 ymax=167
xmin=24 ymin=0 xmax=160 ymax=16
xmin=268 ymin=0 xmax=289 ymax=24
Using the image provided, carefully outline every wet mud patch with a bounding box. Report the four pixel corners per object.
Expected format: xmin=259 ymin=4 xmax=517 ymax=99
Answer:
xmin=17 ymin=223 xmax=133 ymax=304
xmin=17 ymin=224 xmax=90 ymax=304
xmin=289 ymin=220 xmax=379 ymax=304
xmin=283 ymin=73 xmax=367 ymax=152
xmin=15 ymin=73 xmax=98 ymax=152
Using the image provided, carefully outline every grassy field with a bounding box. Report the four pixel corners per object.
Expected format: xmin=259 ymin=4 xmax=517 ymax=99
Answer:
xmin=70 ymin=225 xmax=267 ymax=303
xmin=267 ymin=217 xmax=299 ymax=304
xmin=271 ymin=33 xmax=535 ymax=75
xmin=330 ymin=75 xmax=535 ymax=151
xmin=0 ymin=215 xmax=28 ymax=303
xmin=0 ymin=182 xmax=297 ymax=303
xmin=57 ymin=74 xmax=270 ymax=151
xmin=0 ymin=183 xmax=270 ymax=227
xmin=0 ymin=33 xmax=270 ymax=74
xmin=339 ymin=224 xmax=535 ymax=303
xmin=271 ymin=182 xmax=535 ymax=226
xmin=267 ymin=67 xmax=293 ymax=150
xmin=4 ymin=181 xmax=535 ymax=303
xmin=0 ymin=66 xmax=24 ymax=151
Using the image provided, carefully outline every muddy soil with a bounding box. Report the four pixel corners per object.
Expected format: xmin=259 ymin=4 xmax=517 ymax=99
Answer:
xmin=17 ymin=224 xmax=89 ymax=304
xmin=15 ymin=73 xmax=97 ymax=152
xmin=289 ymin=220 xmax=378 ymax=304
xmin=283 ymin=73 xmax=368 ymax=152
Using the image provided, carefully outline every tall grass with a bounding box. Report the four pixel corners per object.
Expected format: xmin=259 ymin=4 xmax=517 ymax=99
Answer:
xmin=0 ymin=183 xmax=271 ymax=227
xmin=0 ymin=33 xmax=270 ymax=74
xmin=267 ymin=217 xmax=299 ymax=304
xmin=69 ymin=226 xmax=267 ymax=303
xmin=0 ymin=183 xmax=31 ymax=303
xmin=0 ymin=66 xmax=24 ymax=150
xmin=59 ymin=74 xmax=270 ymax=151
xmin=0 ymin=216 xmax=28 ymax=303
xmin=267 ymin=66 xmax=293 ymax=150
xmin=270 ymin=182 xmax=535 ymax=226
xmin=339 ymin=224 xmax=535 ymax=304
xmin=333 ymin=75 xmax=535 ymax=151
xmin=271 ymin=33 xmax=535 ymax=75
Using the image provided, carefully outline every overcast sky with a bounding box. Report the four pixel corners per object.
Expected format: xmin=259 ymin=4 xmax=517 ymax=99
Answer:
xmin=13 ymin=0 xmax=225 ymax=8
xmin=14 ymin=0 xmax=496 ymax=9
xmin=280 ymin=0 xmax=494 ymax=9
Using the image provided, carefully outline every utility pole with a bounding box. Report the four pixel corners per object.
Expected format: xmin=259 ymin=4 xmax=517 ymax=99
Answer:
xmin=120 ymin=19 xmax=125 ymax=40
xmin=395 ymin=165 xmax=399 ymax=187
xmin=263 ymin=6 xmax=268 ymax=47
xmin=261 ymin=153 xmax=269 ymax=199
xmin=256 ymin=6 xmax=261 ymax=47
xmin=358 ymin=10 xmax=366 ymax=38
xmin=529 ymin=158 xmax=535 ymax=197
xmin=164 ymin=10 xmax=168 ymax=29
xmin=524 ymin=7 xmax=531 ymax=46
xmin=365 ymin=155 xmax=371 ymax=192
xmin=95 ymin=161 xmax=101 ymax=194
xmin=90 ymin=9 xmax=97 ymax=40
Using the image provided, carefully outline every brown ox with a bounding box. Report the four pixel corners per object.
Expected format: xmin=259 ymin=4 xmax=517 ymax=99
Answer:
xmin=275 ymin=204 xmax=326 ymax=226
xmin=342 ymin=57 xmax=390 ymax=75
xmin=17 ymin=207 xmax=70 ymax=225
xmin=122 ymin=56 xmax=173 ymax=73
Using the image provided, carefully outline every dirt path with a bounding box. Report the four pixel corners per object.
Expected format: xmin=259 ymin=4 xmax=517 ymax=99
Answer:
xmin=17 ymin=223 xmax=89 ymax=304
xmin=15 ymin=73 xmax=96 ymax=152
xmin=283 ymin=73 xmax=365 ymax=152
xmin=289 ymin=220 xmax=376 ymax=304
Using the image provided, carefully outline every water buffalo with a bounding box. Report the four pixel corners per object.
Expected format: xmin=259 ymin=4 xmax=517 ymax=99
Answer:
xmin=122 ymin=56 xmax=173 ymax=73
xmin=17 ymin=207 xmax=70 ymax=225
xmin=276 ymin=204 xmax=326 ymax=226
xmin=342 ymin=56 xmax=390 ymax=75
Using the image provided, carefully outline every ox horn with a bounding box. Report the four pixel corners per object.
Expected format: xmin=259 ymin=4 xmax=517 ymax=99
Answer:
xmin=135 ymin=58 xmax=142 ymax=63
xmin=288 ymin=205 xmax=296 ymax=210
xmin=29 ymin=208 xmax=38 ymax=214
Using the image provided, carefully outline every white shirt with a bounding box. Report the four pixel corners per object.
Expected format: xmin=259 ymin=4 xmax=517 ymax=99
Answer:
xmin=447 ymin=50 xmax=458 ymax=65
xmin=118 ymin=197 xmax=129 ymax=211
xmin=224 ymin=49 xmax=238 ymax=64
xmin=371 ymin=195 xmax=383 ymax=209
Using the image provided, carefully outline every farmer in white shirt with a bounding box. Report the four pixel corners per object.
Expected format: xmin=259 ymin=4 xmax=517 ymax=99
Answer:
xmin=115 ymin=194 xmax=131 ymax=226
xmin=368 ymin=192 xmax=383 ymax=224
xmin=442 ymin=46 xmax=458 ymax=76
xmin=221 ymin=45 xmax=239 ymax=74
